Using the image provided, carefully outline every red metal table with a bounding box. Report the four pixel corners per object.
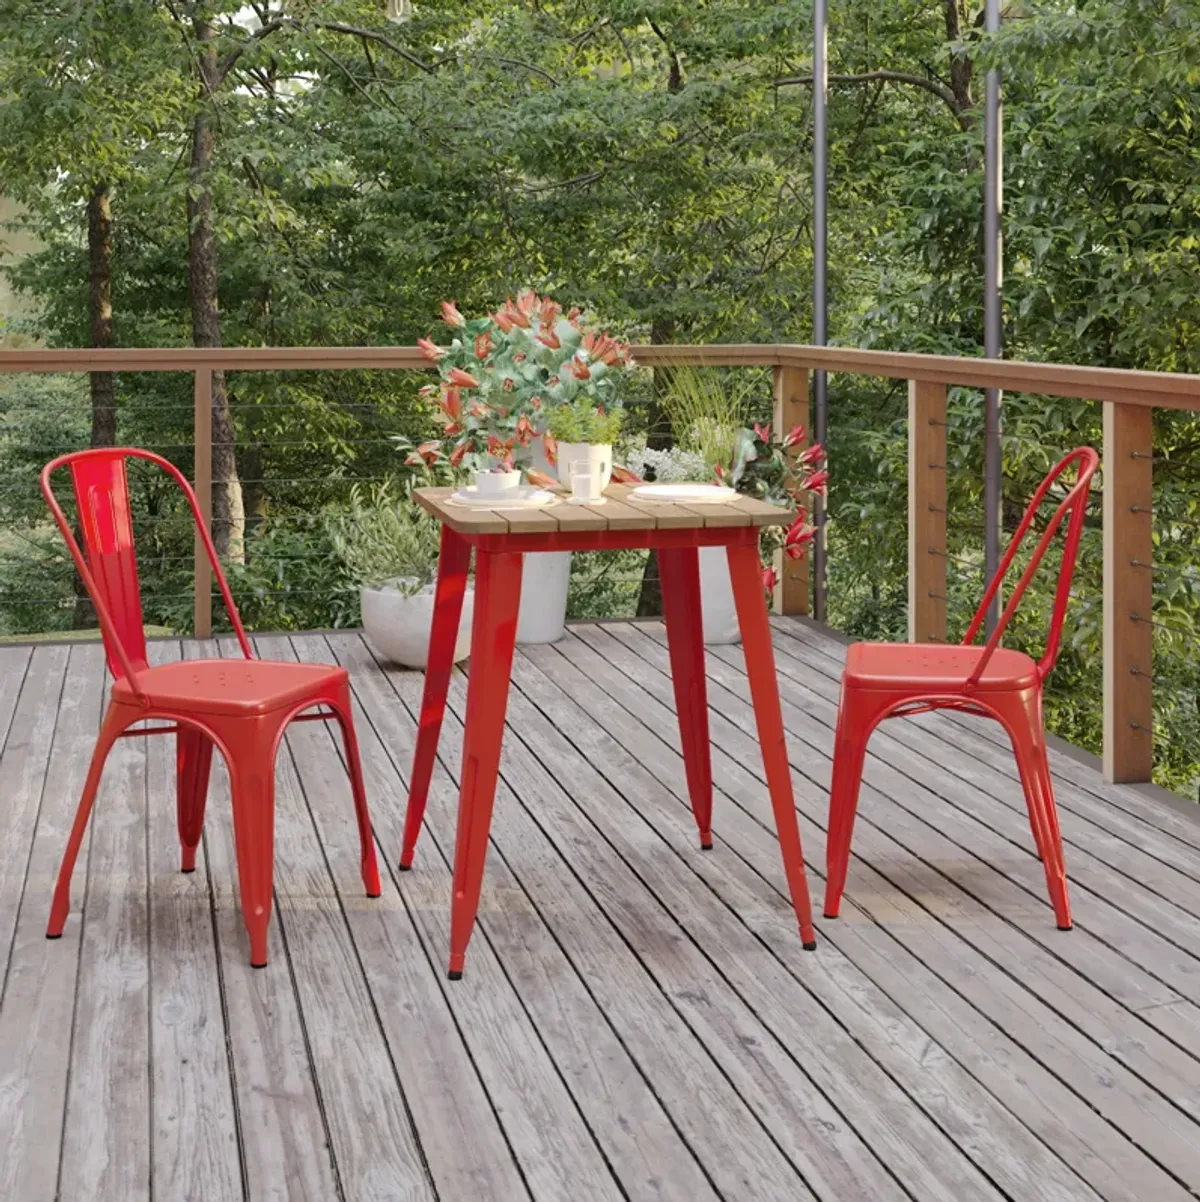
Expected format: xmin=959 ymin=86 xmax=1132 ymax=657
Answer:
xmin=404 ymin=483 xmax=818 ymax=978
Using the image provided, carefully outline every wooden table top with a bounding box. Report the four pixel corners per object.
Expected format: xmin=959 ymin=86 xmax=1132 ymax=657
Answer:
xmin=414 ymin=482 xmax=793 ymax=536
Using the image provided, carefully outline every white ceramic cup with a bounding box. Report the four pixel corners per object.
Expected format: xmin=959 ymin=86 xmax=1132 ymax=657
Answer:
xmin=565 ymin=458 xmax=604 ymax=504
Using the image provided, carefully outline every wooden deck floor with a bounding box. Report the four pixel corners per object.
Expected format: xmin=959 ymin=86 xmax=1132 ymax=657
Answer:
xmin=2 ymin=619 xmax=1200 ymax=1202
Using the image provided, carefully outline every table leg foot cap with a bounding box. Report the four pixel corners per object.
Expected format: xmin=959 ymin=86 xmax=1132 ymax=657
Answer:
xmin=447 ymin=969 xmax=463 ymax=981
xmin=46 ymin=932 xmax=62 ymax=940
xmin=700 ymin=840 xmax=713 ymax=851
xmin=802 ymin=940 xmax=818 ymax=952
xmin=398 ymin=862 xmax=412 ymax=872
xmin=1057 ymin=923 xmax=1073 ymax=932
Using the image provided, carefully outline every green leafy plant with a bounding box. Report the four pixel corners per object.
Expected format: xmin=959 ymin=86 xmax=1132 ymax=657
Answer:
xmin=419 ymin=293 xmax=634 ymax=471
xmin=547 ymin=398 xmax=622 ymax=445
xmin=661 ymin=367 xmax=753 ymax=470
xmin=324 ymin=482 xmax=442 ymax=597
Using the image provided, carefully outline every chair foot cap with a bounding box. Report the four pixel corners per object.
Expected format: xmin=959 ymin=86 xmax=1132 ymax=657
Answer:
xmin=802 ymin=940 xmax=818 ymax=952
xmin=398 ymin=862 xmax=412 ymax=872
xmin=700 ymin=840 xmax=713 ymax=851
xmin=366 ymin=890 xmax=382 ymax=899
xmin=251 ymin=961 xmax=268 ymax=970
xmin=447 ymin=969 xmax=463 ymax=981
xmin=822 ymin=911 xmax=839 ymax=920
xmin=1057 ymin=923 xmax=1073 ymax=932
xmin=181 ymin=866 xmax=196 ymax=874
xmin=46 ymin=932 xmax=62 ymax=940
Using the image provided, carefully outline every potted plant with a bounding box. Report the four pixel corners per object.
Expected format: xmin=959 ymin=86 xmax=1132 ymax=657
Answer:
xmin=547 ymin=397 xmax=623 ymax=494
xmin=326 ymin=482 xmax=474 ymax=669
xmin=419 ymin=292 xmax=634 ymax=643
xmin=623 ymin=369 xmax=825 ymax=643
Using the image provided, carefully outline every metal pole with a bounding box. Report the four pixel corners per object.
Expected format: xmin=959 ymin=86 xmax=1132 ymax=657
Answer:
xmin=983 ymin=0 xmax=1003 ymax=634
xmin=812 ymin=0 xmax=829 ymax=622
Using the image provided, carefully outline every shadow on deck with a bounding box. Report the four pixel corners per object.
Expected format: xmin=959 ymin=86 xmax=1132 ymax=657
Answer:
xmin=2 ymin=618 xmax=1199 ymax=1201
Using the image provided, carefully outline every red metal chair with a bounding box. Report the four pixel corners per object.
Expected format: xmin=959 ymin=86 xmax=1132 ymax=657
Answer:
xmin=40 ymin=448 xmax=381 ymax=966
xmin=823 ymin=446 xmax=1100 ymax=930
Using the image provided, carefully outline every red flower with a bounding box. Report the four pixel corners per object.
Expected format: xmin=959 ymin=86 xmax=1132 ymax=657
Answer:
xmin=443 ymin=421 xmax=463 ymax=437
xmin=418 ymin=383 xmax=438 ymax=399
xmin=537 ymin=328 xmax=561 ymax=350
xmin=610 ymin=463 xmax=644 ymax=484
xmin=761 ymin=566 xmax=778 ymax=593
xmin=474 ymin=332 xmax=492 ymax=360
xmin=516 ymin=415 xmax=535 ymax=445
xmin=439 ymin=387 xmax=462 ymax=422
xmin=567 ymin=306 xmax=581 ymax=321
xmin=418 ymin=337 xmax=445 ymax=361
xmin=447 ymin=367 xmax=480 ymax=388
xmin=487 ymin=434 xmax=514 ymax=460
xmin=502 ymin=377 xmax=515 ymax=392
xmin=441 ymin=300 xmax=465 ymax=327
xmin=466 ymin=399 xmax=490 ymax=419
xmin=713 ymin=462 xmax=727 ymax=482
xmin=404 ymin=453 xmax=421 ymax=466
xmin=449 ymin=441 xmax=469 ymax=468
xmin=492 ymin=308 xmax=515 ymax=333
xmin=797 ymin=442 xmax=825 ymax=466
xmin=803 ymin=469 xmax=829 ymax=496
xmin=784 ymin=519 xmax=816 ymax=560
xmin=783 ymin=423 xmax=807 ymax=449
xmin=543 ymin=432 xmax=558 ymax=465
xmin=753 ymin=422 xmax=771 ymax=444
xmin=526 ymin=468 xmax=558 ymax=490
xmin=538 ymin=297 xmax=562 ymax=328
xmin=568 ymin=356 xmax=591 ymax=380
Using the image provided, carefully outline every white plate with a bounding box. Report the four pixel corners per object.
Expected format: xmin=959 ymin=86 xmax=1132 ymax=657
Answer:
xmin=629 ymin=483 xmax=739 ymax=503
xmin=447 ymin=485 xmax=558 ymax=509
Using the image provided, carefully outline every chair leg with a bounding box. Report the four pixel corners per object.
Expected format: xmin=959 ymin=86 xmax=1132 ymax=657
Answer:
xmin=448 ymin=550 xmax=523 ymax=979
xmin=995 ymin=690 xmax=1072 ymax=930
xmin=332 ymin=692 xmax=382 ymax=898
xmin=47 ymin=704 xmax=128 ymax=938
xmin=228 ymin=749 xmax=278 ymax=967
xmin=177 ymin=727 xmax=215 ymax=872
xmin=402 ymin=526 xmax=471 ymax=871
xmin=727 ymin=540 xmax=817 ymax=948
xmin=823 ymin=685 xmax=882 ymax=920
xmin=658 ymin=546 xmax=714 ymax=849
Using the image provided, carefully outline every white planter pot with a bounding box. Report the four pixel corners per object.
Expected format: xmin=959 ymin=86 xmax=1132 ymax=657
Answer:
xmin=698 ymin=545 xmax=741 ymax=645
xmin=361 ymin=578 xmax=474 ymax=669
xmin=553 ymin=442 xmax=613 ymax=492
xmin=516 ymin=550 xmax=571 ymax=644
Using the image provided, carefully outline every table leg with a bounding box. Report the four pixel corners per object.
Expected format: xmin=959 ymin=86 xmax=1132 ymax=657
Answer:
xmin=727 ymin=539 xmax=817 ymax=949
xmin=401 ymin=526 xmax=471 ymax=870
xmin=448 ymin=549 xmax=523 ymax=979
xmin=658 ymin=546 xmax=714 ymax=849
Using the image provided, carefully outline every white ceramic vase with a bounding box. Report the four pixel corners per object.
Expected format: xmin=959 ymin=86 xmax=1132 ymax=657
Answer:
xmin=360 ymin=578 xmax=474 ymax=668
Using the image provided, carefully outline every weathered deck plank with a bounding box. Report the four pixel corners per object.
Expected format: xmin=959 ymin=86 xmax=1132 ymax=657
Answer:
xmin=1 ymin=621 xmax=1198 ymax=1202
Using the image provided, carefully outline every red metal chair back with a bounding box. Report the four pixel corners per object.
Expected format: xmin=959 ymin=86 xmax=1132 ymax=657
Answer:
xmin=40 ymin=448 xmax=253 ymax=692
xmin=961 ymin=446 xmax=1099 ymax=688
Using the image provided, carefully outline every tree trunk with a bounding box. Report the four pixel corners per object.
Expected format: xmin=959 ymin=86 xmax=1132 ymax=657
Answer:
xmin=187 ymin=20 xmax=243 ymax=562
xmin=73 ymin=180 xmax=117 ymax=628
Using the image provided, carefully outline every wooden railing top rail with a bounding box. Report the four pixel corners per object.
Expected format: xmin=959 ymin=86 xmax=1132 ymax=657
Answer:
xmin=3 ymin=343 xmax=1199 ymax=410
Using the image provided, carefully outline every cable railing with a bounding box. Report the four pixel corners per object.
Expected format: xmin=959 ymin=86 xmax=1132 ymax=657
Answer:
xmin=2 ymin=342 xmax=1200 ymax=789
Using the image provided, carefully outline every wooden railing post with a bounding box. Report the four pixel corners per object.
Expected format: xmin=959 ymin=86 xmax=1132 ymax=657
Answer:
xmin=1103 ymin=402 xmax=1153 ymax=783
xmin=194 ymin=369 xmax=213 ymax=639
xmin=908 ymin=380 xmax=947 ymax=643
xmin=772 ymin=364 xmax=810 ymax=615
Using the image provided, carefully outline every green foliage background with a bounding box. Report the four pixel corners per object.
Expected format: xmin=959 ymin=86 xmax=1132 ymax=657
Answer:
xmin=2 ymin=1 xmax=1200 ymax=794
